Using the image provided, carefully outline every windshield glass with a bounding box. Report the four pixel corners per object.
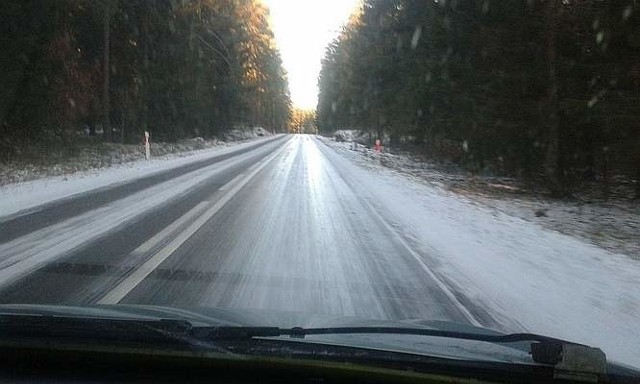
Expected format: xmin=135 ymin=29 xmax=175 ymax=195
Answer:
xmin=0 ymin=0 xmax=639 ymax=371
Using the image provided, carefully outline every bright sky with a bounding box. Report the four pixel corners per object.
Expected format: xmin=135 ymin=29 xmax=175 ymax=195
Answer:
xmin=263 ymin=0 xmax=361 ymax=110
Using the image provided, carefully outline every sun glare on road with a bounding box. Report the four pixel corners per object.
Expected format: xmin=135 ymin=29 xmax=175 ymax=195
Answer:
xmin=263 ymin=0 xmax=361 ymax=109
xmin=303 ymin=137 xmax=323 ymax=187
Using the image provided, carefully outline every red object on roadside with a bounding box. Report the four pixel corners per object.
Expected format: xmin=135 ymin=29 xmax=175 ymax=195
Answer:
xmin=374 ymin=139 xmax=382 ymax=152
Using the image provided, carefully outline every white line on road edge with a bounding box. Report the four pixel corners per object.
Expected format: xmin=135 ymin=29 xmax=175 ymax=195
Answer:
xmin=314 ymin=137 xmax=483 ymax=327
xmin=97 ymin=145 xmax=287 ymax=305
xmin=373 ymin=208 xmax=484 ymax=327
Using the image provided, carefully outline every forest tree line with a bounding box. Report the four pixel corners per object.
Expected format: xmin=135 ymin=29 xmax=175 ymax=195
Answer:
xmin=317 ymin=0 xmax=640 ymax=197
xmin=1 ymin=0 xmax=291 ymax=159
xmin=290 ymin=108 xmax=316 ymax=134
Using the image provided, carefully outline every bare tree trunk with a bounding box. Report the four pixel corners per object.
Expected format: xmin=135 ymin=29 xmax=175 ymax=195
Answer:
xmin=271 ymin=100 xmax=275 ymax=132
xmin=544 ymin=0 xmax=561 ymax=195
xmin=102 ymin=0 xmax=111 ymax=142
xmin=602 ymin=147 xmax=610 ymax=200
xmin=635 ymin=159 xmax=640 ymax=199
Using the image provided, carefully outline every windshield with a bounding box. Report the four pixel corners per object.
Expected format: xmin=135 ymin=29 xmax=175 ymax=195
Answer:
xmin=0 ymin=0 xmax=639 ymax=372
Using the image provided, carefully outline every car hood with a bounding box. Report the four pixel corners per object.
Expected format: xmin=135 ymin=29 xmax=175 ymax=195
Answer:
xmin=0 ymin=303 xmax=534 ymax=364
xmin=2 ymin=303 xmax=639 ymax=380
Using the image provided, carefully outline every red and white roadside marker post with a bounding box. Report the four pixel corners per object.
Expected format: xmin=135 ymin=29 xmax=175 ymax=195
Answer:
xmin=144 ymin=131 xmax=150 ymax=160
xmin=373 ymin=138 xmax=383 ymax=164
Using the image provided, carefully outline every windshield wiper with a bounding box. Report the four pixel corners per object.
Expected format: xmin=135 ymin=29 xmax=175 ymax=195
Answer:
xmin=197 ymin=326 xmax=578 ymax=363
xmin=197 ymin=325 xmax=575 ymax=344
xmin=0 ymin=314 xmax=608 ymax=382
xmin=0 ymin=314 xmax=565 ymax=351
xmin=197 ymin=326 xmax=607 ymax=381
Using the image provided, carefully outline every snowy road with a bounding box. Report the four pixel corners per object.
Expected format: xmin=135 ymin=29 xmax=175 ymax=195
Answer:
xmin=0 ymin=136 xmax=477 ymax=323
xmin=1 ymin=135 xmax=639 ymax=367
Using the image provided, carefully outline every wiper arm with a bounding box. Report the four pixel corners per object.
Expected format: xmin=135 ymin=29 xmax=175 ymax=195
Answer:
xmin=0 ymin=313 xmax=588 ymax=355
xmin=0 ymin=314 xmax=607 ymax=382
xmin=200 ymin=326 xmax=607 ymax=380
xmin=199 ymin=325 xmax=578 ymax=345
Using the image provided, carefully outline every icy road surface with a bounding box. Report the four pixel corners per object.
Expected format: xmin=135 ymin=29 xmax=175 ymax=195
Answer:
xmin=0 ymin=135 xmax=638 ymax=367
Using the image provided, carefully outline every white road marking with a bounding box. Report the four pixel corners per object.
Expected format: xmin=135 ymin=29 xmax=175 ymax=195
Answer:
xmin=218 ymin=173 xmax=245 ymax=191
xmin=131 ymin=201 xmax=209 ymax=256
xmin=97 ymin=146 xmax=286 ymax=304
xmin=132 ymin=173 xmax=246 ymax=256
xmin=0 ymin=138 xmax=291 ymax=292
xmin=359 ymin=198 xmax=482 ymax=326
xmin=313 ymin=138 xmax=483 ymax=326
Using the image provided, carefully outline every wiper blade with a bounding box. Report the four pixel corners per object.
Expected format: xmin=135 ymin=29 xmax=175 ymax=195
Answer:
xmin=201 ymin=326 xmax=579 ymax=346
xmin=0 ymin=314 xmax=607 ymax=381
xmin=204 ymin=326 xmax=607 ymax=380
xmin=0 ymin=313 xmax=580 ymax=350
xmin=199 ymin=326 xmax=577 ymax=361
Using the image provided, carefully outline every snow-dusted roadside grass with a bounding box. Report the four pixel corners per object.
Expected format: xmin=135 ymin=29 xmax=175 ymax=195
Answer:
xmin=0 ymin=127 xmax=273 ymax=186
xmin=0 ymin=134 xmax=280 ymax=219
xmin=0 ymin=138 xmax=222 ymax=186
xmin=320 ymin=137 xmax=640 ymax=259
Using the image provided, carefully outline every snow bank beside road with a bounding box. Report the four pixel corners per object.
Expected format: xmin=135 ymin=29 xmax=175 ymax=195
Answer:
xmin=0 ymin=138 xmax=224 ymax=186
xmin=317 ymin=136 xmax=640 ymax=368
xmin=323 ymin=138 xmax=640 ymax=258
xmin=0 ymin=135 xmax=281 ymax=219
xmin=1 ymin=128 xmax=273 ymax=187
xmin=332 ymin=129 xmax=372 ymax=144
xmin=222 ymin=127 xmax=271 ymax=141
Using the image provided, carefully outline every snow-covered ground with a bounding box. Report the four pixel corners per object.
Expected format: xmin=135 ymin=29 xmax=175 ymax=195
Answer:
xmin=0 ymin=127 xmax=273 ymax=186
xmin=319 ymin=135 xmax=640 ymax=368
xmin=1 ymin=133 xmax=638 ymax=368
xmin=0 ymin=135 xmax=280 ymax=219
xmin=322 ymin=137 xmax=640 ymax=258
xmin=0 ymin=139 xmax=284 ymax=291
